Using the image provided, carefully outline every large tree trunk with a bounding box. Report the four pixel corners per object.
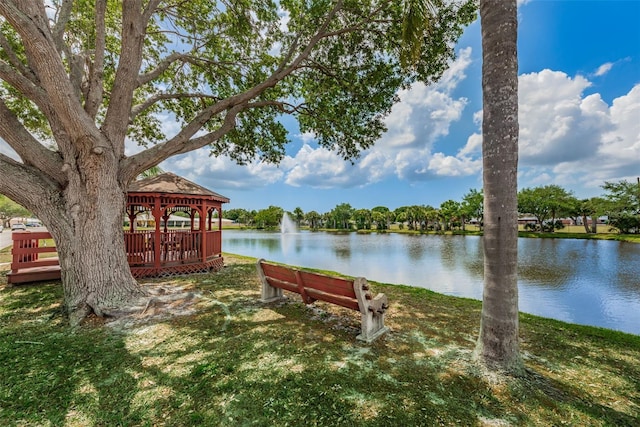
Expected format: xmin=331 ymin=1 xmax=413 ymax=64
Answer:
xmin=42 ymin=155 xmax=145 ymax=326
xmin=475 ymin=0 xmax=523 ymax=374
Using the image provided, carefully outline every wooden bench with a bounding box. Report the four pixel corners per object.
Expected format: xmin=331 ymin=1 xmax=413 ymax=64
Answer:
xmin=256 ymin=259 xmax=389 ymax=343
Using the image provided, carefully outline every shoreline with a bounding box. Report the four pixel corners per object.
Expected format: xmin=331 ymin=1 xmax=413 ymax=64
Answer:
xmin=223 ymin=225 xmax=640 ymax=243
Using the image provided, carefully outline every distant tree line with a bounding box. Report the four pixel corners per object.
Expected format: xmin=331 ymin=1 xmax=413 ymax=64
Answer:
xmin=0 ymin=195 xmax=31 ymax=227
xmin=224 ymin=179 xmax=640 ymax=234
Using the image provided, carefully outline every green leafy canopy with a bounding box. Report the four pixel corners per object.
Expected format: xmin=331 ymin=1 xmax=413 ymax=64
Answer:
xmin=1 ymin=0 xmax=477 ymax=168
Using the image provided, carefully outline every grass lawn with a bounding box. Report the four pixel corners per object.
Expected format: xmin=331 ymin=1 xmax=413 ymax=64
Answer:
xmin=0 ymin=245 xmax=10 ymax=264
xmin=0 ymin=254 xmax=638 ymax=426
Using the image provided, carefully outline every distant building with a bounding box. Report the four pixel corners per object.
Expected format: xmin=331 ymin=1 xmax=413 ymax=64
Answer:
xmin=517 ymin=216 xmax=538 ymax=225
xmin=9 ymin=217 xmax=42 ymax=227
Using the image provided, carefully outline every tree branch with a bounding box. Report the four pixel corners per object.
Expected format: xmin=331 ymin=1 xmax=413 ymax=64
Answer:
xmin=137 ymin=52 xmax=245 ymax=88
xmin=0 ymin=99 xmax=65 ymax=184
xmin=0 ymin=31 xmax=35 ymax=82
xmin=66 ymin=46 xmax=84 ymax=100
xmin=136 ymin=52 xmax=185 ymax=87
xmin=246 ymin=100 xmax=305 ymax=114
xmin=0 ymin=1 xmax=103 ymax=149
xmin=143 ymin=0 xmax=163 ymax=23
xmin=0 ymin=154 xmax=61 ymax=215
xmin=51 ymin=0 xmax=73 ymax=53
xmin=84 ymin=0 xmax=106 ymax=119
xmin=120 ymin=103 xmax=244 ymax=182
xmin=102 ymin=0 xmax=148 ymax=155
xmin=0 ymin=60 xmax=49 ymax=109
xmin=130 ymin=92 xmax=220 ymax=120
xmin=276 ymin=0 xmax=345 ymax=75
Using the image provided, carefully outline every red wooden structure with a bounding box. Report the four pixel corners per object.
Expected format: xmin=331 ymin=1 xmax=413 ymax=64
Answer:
xmin=6 ymin=231 xmax=61 ymax=284
xmin=7 ymin=173 xmax=229 ymax=284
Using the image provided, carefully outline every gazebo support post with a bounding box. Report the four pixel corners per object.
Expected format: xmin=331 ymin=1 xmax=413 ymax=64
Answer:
xmin=152 ymin=200 xmax=162 ymax=275
xmin=201 ymin=206 xmax=208 ymax=264
xmin=127 ymin=207 xmax=136 ymax=232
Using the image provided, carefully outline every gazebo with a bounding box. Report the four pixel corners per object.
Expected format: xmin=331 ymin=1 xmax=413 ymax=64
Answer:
xmin=124 ymin=173 xmax=229 ymax=278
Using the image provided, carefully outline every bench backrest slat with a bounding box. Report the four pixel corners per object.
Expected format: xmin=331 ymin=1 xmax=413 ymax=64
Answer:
xmin=265 ymin=277 xmax=299 ymax=294
xmin=297 ymin=271 xmax=356 ymax=299
xmin=260 ymin=262 xmax=297 ymax=283
xmin=304 ymin=288 xmax=360 ymax=311
xmin=259 ymin=261 xmax=357 ymax=300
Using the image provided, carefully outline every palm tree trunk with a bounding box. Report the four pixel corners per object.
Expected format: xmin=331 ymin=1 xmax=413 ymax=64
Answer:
xmin=475 ymin=0 xmax=523 ymax=374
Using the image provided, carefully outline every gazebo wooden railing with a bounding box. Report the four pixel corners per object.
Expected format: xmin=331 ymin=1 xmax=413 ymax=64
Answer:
xmin=123 ymin=229 xmax=223 ymax=278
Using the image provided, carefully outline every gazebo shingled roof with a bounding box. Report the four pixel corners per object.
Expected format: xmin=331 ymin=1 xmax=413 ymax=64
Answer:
xmin=127 ymin=172 xmax=230 ymax=203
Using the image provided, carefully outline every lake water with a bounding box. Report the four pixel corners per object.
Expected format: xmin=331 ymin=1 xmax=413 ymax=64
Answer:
xmin=222 ymin=230 xmax=640 ymax=335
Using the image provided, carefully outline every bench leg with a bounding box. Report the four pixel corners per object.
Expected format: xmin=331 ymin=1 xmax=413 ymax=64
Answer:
xmin=257 ymin=259 xmax=284 ymax=303
xmin=357 ymin=311 xmax=389 ymax=343
xmin=261 ymin=282 xmax=283 ymax=303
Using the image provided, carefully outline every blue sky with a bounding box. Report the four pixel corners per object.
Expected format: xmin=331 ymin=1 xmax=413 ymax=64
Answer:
xmin=164 ymin=0 xmax=639 ymax=213
xmin=4 ymin=1 xmax=638 ymax=215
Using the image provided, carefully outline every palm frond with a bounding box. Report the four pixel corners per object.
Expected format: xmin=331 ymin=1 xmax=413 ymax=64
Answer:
xmin=401 ymin=0 xmax=438 ymax=69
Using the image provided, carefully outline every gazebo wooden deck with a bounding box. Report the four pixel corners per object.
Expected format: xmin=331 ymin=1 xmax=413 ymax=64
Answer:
xmin=7 ymin=173 xmax=229 ymax=284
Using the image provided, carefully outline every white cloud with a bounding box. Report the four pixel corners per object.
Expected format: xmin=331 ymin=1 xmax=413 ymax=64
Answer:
xmin=297 ymin=132 xmax=317 ymax=144
xmin=518 ymin=70 xmax=608 ymax=165
xmin=279 ymin=47 xmax=476 ymax=186
xmin=284 ymin=144 xmax=376 ymax=188
xmin=164 ymin=147 xmax=292 ymax=191
xmin=427 ymin=152 xmax=482 ymax=177
xmin=457 ymin=133 xmax=482 ymax=158
xmin=515 ymin=72 xmax=640 ymax=191
xmin=593 ymin=83 xmax=640 ymax=178
xmin=432 ymin=47 xmax=473 ymax=93
xmin=594 ymin=62 xmax=614 ymax=77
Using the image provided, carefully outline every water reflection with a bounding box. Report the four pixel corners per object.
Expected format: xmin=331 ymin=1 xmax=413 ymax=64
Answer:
xmin=614 ymin=243 xmax=640 ymax=295
xmin=223 ymin=230 xmax=640 ymax=335
xmin=333 ymin=238 xmax=352 ymax=259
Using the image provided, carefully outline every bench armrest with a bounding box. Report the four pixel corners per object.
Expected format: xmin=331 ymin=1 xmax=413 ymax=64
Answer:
xmin=354 ymin=277 xmax=390 ymax=343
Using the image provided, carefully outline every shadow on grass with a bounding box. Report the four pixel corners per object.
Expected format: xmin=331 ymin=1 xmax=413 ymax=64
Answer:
xmin=0 ymin=283 xmax=145 ymax=425
xmin=514 ymin=368 xmax=639 ymax=426
xmin=1 ymin=257 xmax=638 ymax=426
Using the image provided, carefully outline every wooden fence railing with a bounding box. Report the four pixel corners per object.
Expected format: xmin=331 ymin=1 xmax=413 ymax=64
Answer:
xmin=8 ymin=231 xmax=60 ymax=284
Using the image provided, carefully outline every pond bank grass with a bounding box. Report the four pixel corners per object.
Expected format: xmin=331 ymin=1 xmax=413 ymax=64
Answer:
xmin=0 ymin=254 xmax=638 ymax=426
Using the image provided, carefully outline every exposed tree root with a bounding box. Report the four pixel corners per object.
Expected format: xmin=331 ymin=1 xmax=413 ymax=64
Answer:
xmin=81 ymin=283 xmax=203 ymax=330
